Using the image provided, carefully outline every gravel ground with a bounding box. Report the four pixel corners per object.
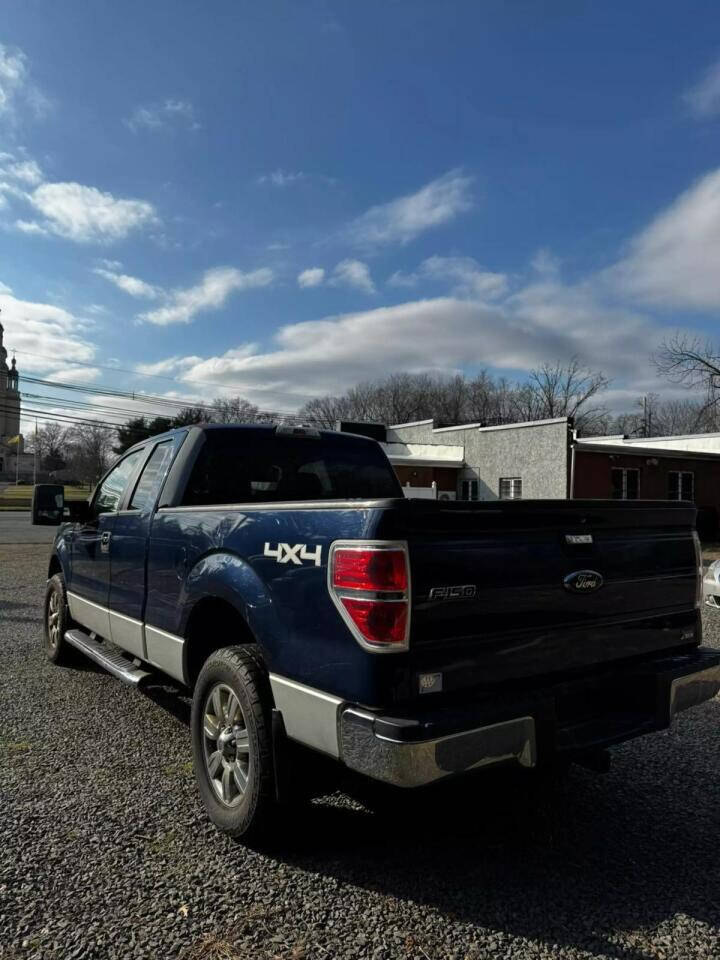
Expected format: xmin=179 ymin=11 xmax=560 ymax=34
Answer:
xmin=1 ymin=544 xmax=720 ymax=960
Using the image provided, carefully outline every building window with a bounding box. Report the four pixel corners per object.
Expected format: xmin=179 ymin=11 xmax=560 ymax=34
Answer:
xmin=611 ymin=467 xmax=640 ymax=500
xmin=460 ymin=479 xmax=478 ymax=500
xmin=668 ymin=470 xmax=694 ymax=502
xmin=499 ymin=477 xmax=522 ymax=500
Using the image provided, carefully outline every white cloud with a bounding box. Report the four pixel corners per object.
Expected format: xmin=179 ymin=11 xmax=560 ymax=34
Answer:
xmin=345 ymin=169 xmax=473 ymax=248
xmin=0 ymin=153 xmax=43 ymax=204
xmin=135 ymin=355 xmax=206 ymax=376
xmin=330 ymin=258 xmax=376 ymax=294
xmin=298 ymin=267 xmax=325 ymax=288
xmin=531 ymin=248 xmax=560 ymax=277
xmin=125 ymin=99 xmax=200 ymax=133
xmin=0 ymin=43 xmax=48 ymax=122
xmin=0 ymin=156 xmax=43 ymax=185
xmin=0 ymin=287 xmax=98 ymax=382
xmin=388 ymin=256 xmax=507 ymax=299
xmin=610 ymin=166 xmax=720 ymax=310
xmin=684 ymin=59 xmax=720 ymax=118
xmin=14 ymin=218 xmax=48 ymax=235
xmin=138 ymin=266 xmax=273 ymax=326
xmin=152 ymin=280 xmax=657 ymax=409
xmin=42 ymin=365 xmax=101 ymax=384
xmin=93 ymin=267 xmax=161 ymax=299
xmin=257 ymin=169 xmax=306 ymax=187
xmin=0 ymin=44 xmax=27 ymax=116
xmin=25 ymin=182 xmax=158 ymax=242
xmin=0 ymin=153 xmax=158 ymax=246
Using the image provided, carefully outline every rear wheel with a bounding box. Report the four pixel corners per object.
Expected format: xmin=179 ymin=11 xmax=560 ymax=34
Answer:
xmin=43 ymin=573 xmax=75 ymax=665
xmin=191 ymin=646 xmax=274 ymax=840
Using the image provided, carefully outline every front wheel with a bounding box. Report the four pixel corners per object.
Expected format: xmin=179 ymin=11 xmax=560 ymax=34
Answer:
xmin=43 ymin=573 xmax=76 ymax=665
xmin=190 ymin=646 xmax=274 ymax=840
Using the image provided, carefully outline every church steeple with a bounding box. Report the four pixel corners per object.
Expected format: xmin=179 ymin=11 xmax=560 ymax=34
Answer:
xmin=0 ymin=318 xmax=7 ymax=373
xmin=0 ymin=312 xmax=20 ymax=440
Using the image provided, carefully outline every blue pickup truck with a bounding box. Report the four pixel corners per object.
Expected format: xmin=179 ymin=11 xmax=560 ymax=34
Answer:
xmin=33 ymin=423 xmax=720 ymax=839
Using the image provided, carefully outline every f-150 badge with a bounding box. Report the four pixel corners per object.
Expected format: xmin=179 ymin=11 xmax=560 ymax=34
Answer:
xmin=428 ymin=584 xmax=476 ymax=601
xmin=263 ymin=542 xmax=322 ymax=567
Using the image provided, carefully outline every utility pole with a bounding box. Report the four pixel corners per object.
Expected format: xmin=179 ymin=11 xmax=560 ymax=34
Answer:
xmin=33 ymin=417 xmax=38 ymax=484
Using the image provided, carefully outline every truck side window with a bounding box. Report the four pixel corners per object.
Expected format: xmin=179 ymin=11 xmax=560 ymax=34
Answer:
xmin=92 ymin=449 xmax=145 ymax=518
xmin=129 ymin=441 xmax=174 ymax=511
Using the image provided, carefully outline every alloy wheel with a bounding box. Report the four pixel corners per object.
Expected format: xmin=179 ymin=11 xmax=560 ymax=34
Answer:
xmin=47 ymin=590 xmax=60 ymax=650
xmin=202 ymin=683 xmax=251 ymax=807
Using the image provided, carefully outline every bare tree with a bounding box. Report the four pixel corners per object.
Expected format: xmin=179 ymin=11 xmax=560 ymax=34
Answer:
xmin=64 ymin=423 xmax=114 ymax=485
xmin=654 ymin=398 xmax=711 ymax=435
xmin=26 ymin=421 xmax=68 ymax=472
xmin=212 ymin=396 xmax=264 ymax=423
xmin=298 ymin=363 xmax=611 ymax=432
xmin=521 ymin=358 xmax=610 ymax=432
xmin=654 ymin=333 xmax=720 ymax=429
xmin=296 ymin=394 xmax=353 ymax=428
xmin=429 ymin=374 xmax=468 ymax=427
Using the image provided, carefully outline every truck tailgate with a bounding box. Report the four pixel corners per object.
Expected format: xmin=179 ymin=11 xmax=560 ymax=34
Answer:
xmin=387 ymin=498 xmax=700 ymax=685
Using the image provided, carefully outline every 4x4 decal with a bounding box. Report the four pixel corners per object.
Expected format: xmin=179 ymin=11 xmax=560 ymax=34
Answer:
xmin=263 ymin=542 xmax=323 ymax=567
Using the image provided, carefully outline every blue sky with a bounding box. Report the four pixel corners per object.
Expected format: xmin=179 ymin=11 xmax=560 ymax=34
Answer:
xmin=3 ymin=0 xmax=720 ymax=428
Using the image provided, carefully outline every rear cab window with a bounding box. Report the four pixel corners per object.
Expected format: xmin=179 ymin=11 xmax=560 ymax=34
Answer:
xmin=181 ymin=429 xmax=401 ymax=505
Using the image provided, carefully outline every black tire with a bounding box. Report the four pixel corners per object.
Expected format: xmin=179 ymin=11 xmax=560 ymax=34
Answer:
xmin=43 ymin=573 xmax=76 ymax=665
xmin=191 ymin=646 xmax=275 ymax=841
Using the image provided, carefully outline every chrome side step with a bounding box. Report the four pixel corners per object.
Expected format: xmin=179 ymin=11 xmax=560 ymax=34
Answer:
xmin=64 ymin=629 xmax=153 ymax=686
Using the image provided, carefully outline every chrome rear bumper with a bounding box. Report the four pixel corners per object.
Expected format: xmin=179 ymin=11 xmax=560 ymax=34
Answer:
xmin=341 ymin=709 xmax=536 ymax=788
xmin=339 ymin=650 xmax=720 ymax=789
xmin=670 ymin=663 xmax=720 ymax=715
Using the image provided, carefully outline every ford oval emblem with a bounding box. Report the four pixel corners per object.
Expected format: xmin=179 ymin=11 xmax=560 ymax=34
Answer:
xmin=564 ymin=570 xmax=604 ymax=593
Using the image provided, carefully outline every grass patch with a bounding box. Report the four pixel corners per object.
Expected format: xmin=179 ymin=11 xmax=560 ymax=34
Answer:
xmin=182 ymin=935 xmax=244 ymax=960
xmin=0 ymin=740 xmax=32 ymax=754
xmin=164 ymin=760 xmax=194 ymax=779
xmin=0 ymin=485 xmax=91 ymax=511
xmin=148 ymin=830 xmax=177 ymax=856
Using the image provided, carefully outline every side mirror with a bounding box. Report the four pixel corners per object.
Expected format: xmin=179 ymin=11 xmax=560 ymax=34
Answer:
xmin=31 ymin=484 xmax=65 ymax=526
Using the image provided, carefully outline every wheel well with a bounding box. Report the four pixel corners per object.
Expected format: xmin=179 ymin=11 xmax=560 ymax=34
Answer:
xmin=48 ymin=555 xmax=62 ymax=579
xmin=184 ymin=596 xmax=259 ymax=689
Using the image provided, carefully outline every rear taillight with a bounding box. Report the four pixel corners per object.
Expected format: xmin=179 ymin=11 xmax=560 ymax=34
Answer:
xmin=328 ymin=541 xmax=410 ymax=652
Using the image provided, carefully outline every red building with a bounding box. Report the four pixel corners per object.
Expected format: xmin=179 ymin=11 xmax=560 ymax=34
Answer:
xmin=574 ymin=438 xmax=720 ymax=539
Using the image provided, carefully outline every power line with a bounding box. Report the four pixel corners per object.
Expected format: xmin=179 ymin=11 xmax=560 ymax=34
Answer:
xmin=18 ymin=373 xmax=329 ymax=425
xmin=20 ymin=391 xmax=192 ymax=423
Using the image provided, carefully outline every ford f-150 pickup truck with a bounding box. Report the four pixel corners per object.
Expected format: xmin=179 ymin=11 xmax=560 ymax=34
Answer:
xmin=32 ymin=423 xmax=720 ymax=840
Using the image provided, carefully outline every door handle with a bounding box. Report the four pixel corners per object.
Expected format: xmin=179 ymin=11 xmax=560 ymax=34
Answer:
xmin=101 ymin=532 xmax=111 ymax=545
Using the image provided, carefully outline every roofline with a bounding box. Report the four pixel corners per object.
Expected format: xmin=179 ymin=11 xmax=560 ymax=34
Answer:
xmin=586 ymin=430 xmax=720 ymax=444
xmin=386 ymin=457 xmax=464 ymax=468
xmin=432 ymin=416 xmax=569 ymax=435
xmin=382 ymin=441 xmax=464 ymax=451
xmin=577 ymin=441 xmax=720 ymax=462
xmin=431 ymin=421 xmax=484 ymax=433
xmin=388 ymin=418 xmax=434 ymax=429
